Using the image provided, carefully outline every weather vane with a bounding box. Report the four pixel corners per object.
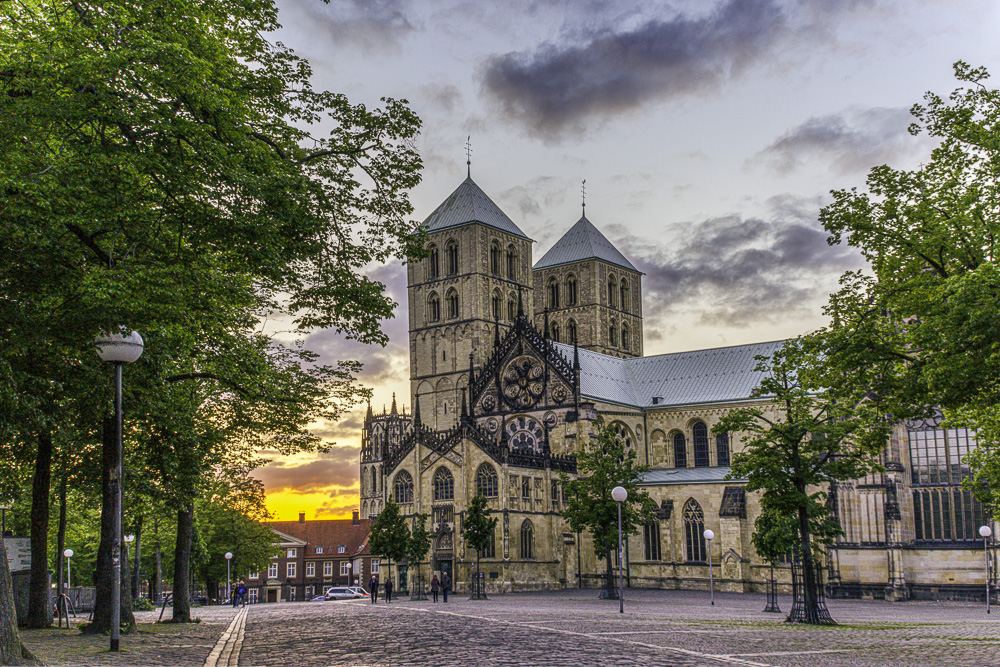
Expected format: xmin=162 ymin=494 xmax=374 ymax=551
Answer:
xmin=581 ymin=179 xmax=586 ymax=217
xmin=466 ymin=135 xmax=472 ymax=178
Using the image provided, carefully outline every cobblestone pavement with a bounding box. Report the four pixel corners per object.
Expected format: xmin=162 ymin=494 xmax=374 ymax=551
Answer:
xmin=17 ymin=590 xmax=1000 ymax=666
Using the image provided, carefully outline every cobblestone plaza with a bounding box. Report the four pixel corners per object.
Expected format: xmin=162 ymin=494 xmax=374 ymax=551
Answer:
xmin=18 ymin=590 xmax=1000 ymax=666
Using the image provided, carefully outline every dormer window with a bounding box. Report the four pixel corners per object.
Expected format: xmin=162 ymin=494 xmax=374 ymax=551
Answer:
xmin=315 ymin=546 xmax=324 ymax=555
xmin=337 ymin=545 xmax=346 ymax=554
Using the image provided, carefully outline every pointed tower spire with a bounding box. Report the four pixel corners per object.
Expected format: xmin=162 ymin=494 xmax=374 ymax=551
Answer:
xmin=365 ymin=400 xmax=373 ymax=423
xmin=581 ymin=179 xmax=586 ymax=217
xmin=466 ymin=135 xmax=472 ymax=179
xmin=460 ymin=390 xmax=468 ymax=421
xmin=573 ymin=339 xmax=581 ymax=407
xmin=390 ymin=392 xmax=397 ymax=415
xmin=413 ymin=394 xmax=422 ymax=428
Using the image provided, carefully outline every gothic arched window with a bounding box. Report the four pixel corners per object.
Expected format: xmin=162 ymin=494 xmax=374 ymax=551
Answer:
xmin=393 ymin=470 xmax=413 ymax=504
xmin=611 ymin=421 xmax=635 ymax=450
xmin=608 ymin=276 xmax=618 ymax=308
xmin=520 ymin=519 xmax=534 ymax=560
xmin=506 ymin=245 xmax=517 ymax=280
xmin=508 ymin=295 xmax=517 ymax=320
xmin=567 ymin=319 xmax=577 ymax=344
xmin=428 ymin=245 xmax=439 ymax=280
xmin=446 ymin=289 xmax=459 ymax=319
xmin=716 ymin=432 xmax=731 ymax=467
xmin=492 ymin=290 xmax=502 ymax=321
xmin=433 ymin=467 xmax=454 ymax=501
xmin=566 ymin=274 xmax=577 ymax=306
xmin=547 ymin=278 xmax=559 ymax=309
xmin=490 ymin=242 xmax=501 ymax=275
xmin=551 ymin=323 xmax=560 ymax=343
xmin=609 ymin=319 xmax=618 ymax=347
xmin=620 ymin=279 xmax=629 ymax=313
xmin=644 ymin=522 xmax=661 ymax=561
xmin=621 ymin=323 xmax=630 ymax=352
xmin=684 ymin=499 xmax=706 ymax=563
xmin=693 ymin=421 xmax=710 ymax=467
xmin=475 ymin=463 xmax=498 ymax=498
xmin=428 ymin=293 xmax=440 ymax=323
xmin=446 ymin=240 xmax=459 ymax=275
xmin=673 ymin=432 xmax=687 ymax=468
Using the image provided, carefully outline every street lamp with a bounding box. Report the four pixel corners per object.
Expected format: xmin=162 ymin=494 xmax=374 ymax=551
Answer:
xmin=611 ymin=486 xmax=627 ymax=614
xmin=64 ymin=549 xmax=74 ymax=589
xmin=704 ymin=529 xmax=715 ymax=606
xmin=225 ymin=552 xmax=233 ymax=602
xmin=346 ymin=561 xmax=352 ymax=585
xmin=980 ymin=525 xmax=992 ymax=614
xmin=95 ymin=329 xmax=144 ymax=653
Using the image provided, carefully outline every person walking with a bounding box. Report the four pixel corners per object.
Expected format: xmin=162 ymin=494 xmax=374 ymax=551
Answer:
xmin=370 ymin=575 xmax=379 ymax=604
xmin=236 ymin=583 xmax=247 ymax=607
xmin=430 ymin=575 xmax=440 ymax=603
xmin=442 ymin=572 xmax=451 ymax=603
xmin=384 ymin=577 xmax=393 ymax=604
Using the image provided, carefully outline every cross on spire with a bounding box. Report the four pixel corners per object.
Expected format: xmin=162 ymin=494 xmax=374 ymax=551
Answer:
xmin=466 ymin=135 xmax=472 ymax=178
xmin=581 ymin=179 xmax=587 ymax=217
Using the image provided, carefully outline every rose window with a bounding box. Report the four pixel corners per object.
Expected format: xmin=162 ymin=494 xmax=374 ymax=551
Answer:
xmin=501 ymin=355 xmax=545 ymax=409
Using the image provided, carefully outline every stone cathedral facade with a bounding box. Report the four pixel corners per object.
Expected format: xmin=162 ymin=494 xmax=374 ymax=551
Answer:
xmin=359 ymin=176 xmax=997 ymax=601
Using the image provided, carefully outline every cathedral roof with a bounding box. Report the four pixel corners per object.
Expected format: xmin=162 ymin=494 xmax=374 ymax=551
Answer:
xmin=533 ymin=216 xmax=639 ymax=272
xmin=552 ymin=339 xmax=786 ymax=408
xmin=422 ymin=177 xmax=531 ymax=240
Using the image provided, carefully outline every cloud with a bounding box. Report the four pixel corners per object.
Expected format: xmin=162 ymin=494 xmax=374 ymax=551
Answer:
xmin=417 ymin=83 xmax=464 ymax=113
xmin=617 ymin=195 xmax=864 ymax=327
xmin=755 ymin=106 xmax=920 ymax=174
xmin=254 ymin=446 xmax=360 ymax=494
xmin=276 ymin=0 xmax=416 ymax=55
xmin=480 ymin=0 xmax=796 ymax=137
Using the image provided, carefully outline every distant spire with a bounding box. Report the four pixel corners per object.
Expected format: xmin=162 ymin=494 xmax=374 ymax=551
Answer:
xmin=390 ymin=392 xmax=397 ymax=415
xmin=413 ymin=394 xmax=422 ymax=427
xmin=365 ymin=400 xmax=373 ymax=422
xmin=460 ymin=391 xmax=468 ymax=420
xmin=573 ymin=340 xmax=581 ymax=406
xmin=466 ymin=135 xmax=472 ymax=179
xmin=581 ymin=179 xmax=586 ymax=217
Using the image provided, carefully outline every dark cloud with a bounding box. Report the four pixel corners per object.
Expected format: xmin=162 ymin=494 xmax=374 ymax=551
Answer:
xmin=756 ymin=107 xmax=919 ymax=174
xmin=480 ymin=0 xmax=790 ymax=137
xmin=254 ymin=446 xmax=359 ymax=494
xmin=276 ymin=0 xmax=415 ymax=54
xmin=617 ymin=196 xmax=864 ymax=327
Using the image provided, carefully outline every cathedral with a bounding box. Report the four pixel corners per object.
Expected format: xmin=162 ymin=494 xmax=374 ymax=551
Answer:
xmin=359 ymin=175 xmax=996 ymax=601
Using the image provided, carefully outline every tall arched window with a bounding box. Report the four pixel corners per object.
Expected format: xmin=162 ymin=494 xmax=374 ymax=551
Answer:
xmin=716 ymin=432 xmax=731 ymax=467
xmin=609 ymin=319 xmax=618 ymax=347
xmin=620 ymin=279 xmax=629 ymax=313
xmin=433 ymin=467 xmax=454 ymax=501
xmin=428 ymin=293 xmax=441 ymax=323
xmin=684 ymin=499 xmax=706 ymax=562
xmin=508 ymin=294 xmax=517 ymax=320
xmin=490 ymin=242 xmax=501 ymax=275
xmin=673 ymin=432 xmax=687 ymax=468
xmin=506 ymin=245 xmax=517 ymax=279
xmin=693 ymin=422 xmax=710 ymax=467
xmin=371 ymin=467 xmax=378 ymax=494
xmin=551 ymin=323 xmax=560 ymax=343
xmin=393 ymin=470 xmax=413 ymax=504
xmin=446 ymin=289 xmax=459 ymax=319
xmin=567 ymin=319 xmax=577 ymax=344
xmin=621 ymin=323 xmax=630 ymax=352
xmin=520 ymin=519 xmax=534 ymax=559
xmin=428 ymin=245 xmax=439 ymax=280
xmin=566 ymin=274 xmax=577 ymax=306
xmin=446 ymin=240 xmax=459 ymax=275
xmin=644 ymin=522 xmax=661 ymax=561
xmin=492 ymin=290 xmax=502 ymax=321
xmin=547 ymin=278 xmax=560 ymax=309
xmin=608 ymin=276 xmax=618 ymax=308
xmin=475 ymin=463 xmax=498 ymax=498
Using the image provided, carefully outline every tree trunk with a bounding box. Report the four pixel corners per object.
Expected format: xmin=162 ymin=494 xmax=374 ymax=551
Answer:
xmin=132 ymin=514 xmax=143 ymax=600
xmin=600 ymin=547 xmax=618 ymax=599
xmin=153 ymin=516 xmax=162 ymax=604
xmin=0 ymin=539 xmax=40 ymax=665
xmin=797 ymin=493 xmax=820 ymax=624
xmin=26 ymin=429 xmax=52 ymax=628
xmin=170 ymin=504 xmax=194 ymax=622
xmin=83 ymin=417 xmax=135 ymax=635
xmin=56 ymin=474 xmax=67 ymax=622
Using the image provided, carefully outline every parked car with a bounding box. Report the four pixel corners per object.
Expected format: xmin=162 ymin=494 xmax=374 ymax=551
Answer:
xmin=348 ymin=587 xmax=370 ymax=598
xmin=324 ymin=587 xmax=365 ymax=600
xmin=310 ymin=595 xmax=326 ymax=602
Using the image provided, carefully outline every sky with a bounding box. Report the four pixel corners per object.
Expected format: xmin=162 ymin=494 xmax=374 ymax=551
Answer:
xmin=253 ymin=0 xmax=1000 ymax=520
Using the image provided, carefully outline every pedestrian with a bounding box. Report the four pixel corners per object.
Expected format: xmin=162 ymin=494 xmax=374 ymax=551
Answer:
xmin=430 ymin=575 xmax=440 ymax=603
xmin=237 ymin=583 xmax=247 ymax=607
xmin=384 ymin=577 xmax=392 ymax=604
xmin=370 ymin=575 xmax=379 ymax=604
xmin=230 ymin=585 xmax=238 ymax=607
xmin=442 ymin=572 xmax=451 ymax=603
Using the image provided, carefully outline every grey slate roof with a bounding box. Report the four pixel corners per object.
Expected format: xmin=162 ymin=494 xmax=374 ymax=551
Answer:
xmin=422 ymin=177 xmax=531 ymax=240
xmin=533 ymin=216 xmax=639 ymax=272
xmin=552 ymin=339 xmax=786 ymax=408
xmin=639 ymin=467 xmax=745 ymax=485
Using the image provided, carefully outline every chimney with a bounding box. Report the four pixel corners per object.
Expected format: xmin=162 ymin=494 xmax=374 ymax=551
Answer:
xmin=352 ymin=510 xmax=359 ymax=526
xmin=298 ymin=512 xmax=306 ymax=524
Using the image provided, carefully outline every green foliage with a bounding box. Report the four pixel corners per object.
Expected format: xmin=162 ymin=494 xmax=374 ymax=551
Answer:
xmin=133 ymin=597 xmax=154 ymax=612
xmin=406 ymin=513 xmax=432 ymax=567
xmin=462 ymin=495 xmax=498 ymax=555
xmin=368 ymin=500 xmax=409 ymax=565
xmin=560 ymin=418 xmax=658 ymax=562
xmin=815 ymin=62 xmax=1000 ymax=513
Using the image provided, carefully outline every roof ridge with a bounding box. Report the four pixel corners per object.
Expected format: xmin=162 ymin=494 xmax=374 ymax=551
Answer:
xmin=533 ymin=215 xmax=639 ymax=272
xmin=422 ymin=177 xmax=531 ymax=241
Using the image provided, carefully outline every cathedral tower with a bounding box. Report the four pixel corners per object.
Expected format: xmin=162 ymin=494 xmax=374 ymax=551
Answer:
xmin=408 ymin=177 xmax=534 ymax=430
xmin=532 ymin=215 xmax=643 ymax=358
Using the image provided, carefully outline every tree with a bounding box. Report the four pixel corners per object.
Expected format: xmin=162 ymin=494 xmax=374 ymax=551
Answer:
xmin=815 ymin=62 xmax=1000 ymax=513
xmin=561 ymin=418 xmax=658 ymax=600
xmin=406 ymin=513 xmax=431 ymax=600
xmin=368 ymin=500 xmax=409 ymax=597
xmin=714 ymin=339 xmax=883 ymax=625
xmin=462 ymin=495 xmax=497 ymax=599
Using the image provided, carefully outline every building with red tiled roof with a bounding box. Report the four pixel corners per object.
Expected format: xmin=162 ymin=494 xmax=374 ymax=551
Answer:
xmin=241 ymin=511 xmax=377 ymax=603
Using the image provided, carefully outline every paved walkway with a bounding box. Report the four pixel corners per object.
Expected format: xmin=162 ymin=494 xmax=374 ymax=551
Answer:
xmin=16 ymin=590 xmax=1000 ymax=666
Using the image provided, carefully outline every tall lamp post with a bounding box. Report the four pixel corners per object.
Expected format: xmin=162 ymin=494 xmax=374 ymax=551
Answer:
xmin=225 ymin=552 xmax=233 ymax=602
xmin=346 ymin=561 xmax=352 ymax=587
xmin=611 ymin=486 xmax=627 ymax=614
xmin=64 ymin=549 xmax=74 ymax=589
xmin=980 ymin=525 xmax=992 ymax=614
xmin=704 ymin=529 xmax=715 ymax=606
xmin=95 ymin=330 xmax=144 ymax=653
